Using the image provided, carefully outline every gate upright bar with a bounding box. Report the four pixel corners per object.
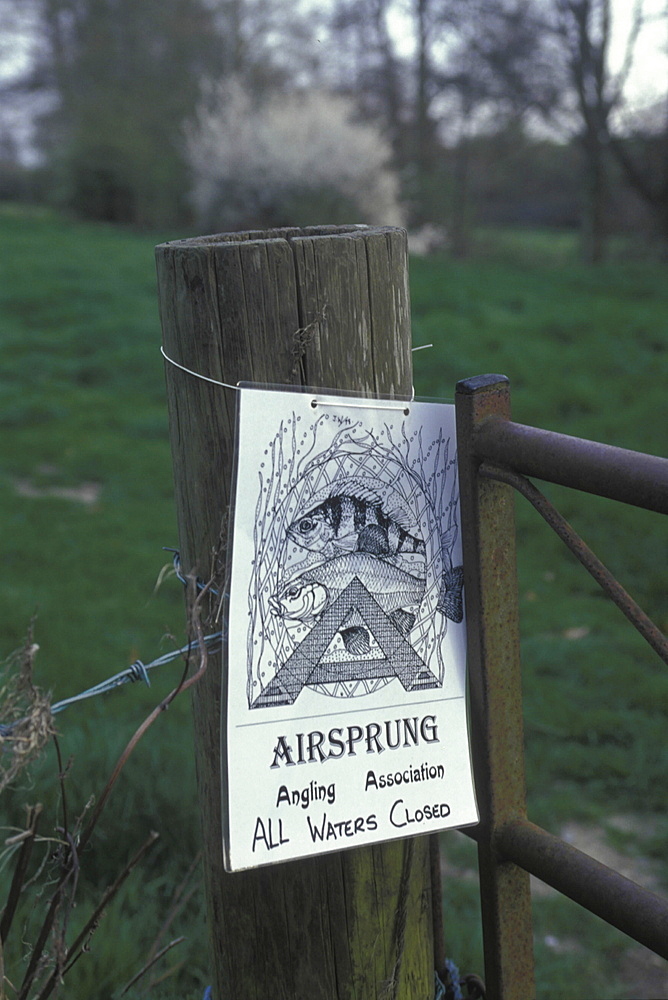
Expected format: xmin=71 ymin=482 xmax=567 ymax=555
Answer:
xmin=455 ymin=375 xmax=535 ymax=1000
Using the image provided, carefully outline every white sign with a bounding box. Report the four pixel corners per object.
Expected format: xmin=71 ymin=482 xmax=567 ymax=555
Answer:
xmin=223 ymin=387 xmax=478 ymax=870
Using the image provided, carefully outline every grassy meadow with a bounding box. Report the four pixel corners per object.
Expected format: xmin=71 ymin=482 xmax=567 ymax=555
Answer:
xmin=0 ymin=205 xmax=666 ymax=998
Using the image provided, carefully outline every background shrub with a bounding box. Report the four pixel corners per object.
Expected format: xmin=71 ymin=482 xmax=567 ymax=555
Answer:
xmin=185 ymin=81 xmax=405 ymax=231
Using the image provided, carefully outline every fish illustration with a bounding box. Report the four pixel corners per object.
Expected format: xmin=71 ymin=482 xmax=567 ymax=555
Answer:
xmin=339 ymin=625 xmax=371 ymax=655
xmin=287 ymin=482 xmax=425 ymax=560
xmin=439 ymin=565 xmax=465 ymax=624
xmin=269 ymin=551 xmax=426 ymax=648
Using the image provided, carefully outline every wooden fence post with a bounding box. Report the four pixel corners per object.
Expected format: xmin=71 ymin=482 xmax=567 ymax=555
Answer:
xmin=155 ymin=226 xmax=435 ymax=999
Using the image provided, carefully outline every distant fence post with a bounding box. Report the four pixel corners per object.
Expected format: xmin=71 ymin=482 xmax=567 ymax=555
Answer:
xmin=155 ymin=226 xmax=435 ymax=998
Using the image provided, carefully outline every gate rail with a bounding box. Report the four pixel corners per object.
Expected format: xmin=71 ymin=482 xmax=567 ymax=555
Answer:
xmin=455 ymin=374 xmax=668 ymax=1000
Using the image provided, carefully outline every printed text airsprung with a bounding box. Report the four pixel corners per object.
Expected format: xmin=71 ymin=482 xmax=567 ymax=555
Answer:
xmin=269 ymin=715 xmax=439 ymax=768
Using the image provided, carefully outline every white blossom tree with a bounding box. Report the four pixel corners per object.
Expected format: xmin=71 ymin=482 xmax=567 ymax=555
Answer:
xmin=184 ymin=79 xmax=405 ymax=231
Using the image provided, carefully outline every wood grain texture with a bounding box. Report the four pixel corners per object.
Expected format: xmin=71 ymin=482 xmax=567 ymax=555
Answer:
xmin=156 ymin=225 xmax=433 ymax=999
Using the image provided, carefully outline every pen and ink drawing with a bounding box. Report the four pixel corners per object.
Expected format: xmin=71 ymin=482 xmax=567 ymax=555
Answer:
xmin=245 ymin=407 xmax=463 ymax=709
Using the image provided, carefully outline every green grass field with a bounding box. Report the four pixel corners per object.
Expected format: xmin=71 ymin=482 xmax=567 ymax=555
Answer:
xmin=1 ymin=205 xmax=666 ymax=998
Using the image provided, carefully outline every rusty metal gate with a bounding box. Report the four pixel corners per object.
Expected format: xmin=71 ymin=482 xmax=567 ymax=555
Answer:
xmin=454 ymin=374 xmax=668 ymax=1000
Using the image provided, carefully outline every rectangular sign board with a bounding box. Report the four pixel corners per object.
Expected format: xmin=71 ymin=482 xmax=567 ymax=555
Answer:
xmin=223 ymin=386 xmax=478 ymax=870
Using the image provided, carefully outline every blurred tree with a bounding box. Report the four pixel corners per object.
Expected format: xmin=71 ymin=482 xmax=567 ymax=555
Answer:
xmin=58 ymin=0 xmax=223 ymax=223
xmin=463 ymin=123 xmax=582 ymax=228
xmin=28 ymin=0 xmax=225 ymax=225
xmin=4 ymin=0 xmax=662 ymax=245
xmin=325 ymin=0 xmax=445 ymax=224
xmin=542 ymin=0 xmax=644 ymax=262
xmin=207 ymin=0 xmax=321 ymax=96
xmin=17 ymin=0 xmax=323 ymax=226
xmin=608 ymin=93 xmax=668 ymax=255
xmin=327 ymin=0 xmax=407 ymax=160
xmin=322 ymin=0 xmax=660 ymax=254
xmin=413 ymin=0 xmax=441 ymax=189
xmin=439 ymin=0 xmax=560 ymax=254
xmin=326 ymin=0 xmax=561 ymax=243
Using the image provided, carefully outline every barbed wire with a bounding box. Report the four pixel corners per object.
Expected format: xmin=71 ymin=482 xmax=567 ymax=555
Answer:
xmin=0 ymin=633 xmax=223 ymax=740
xmin=0 ymin=550 xmax=223 ymax=736
xmin=50 ymin=632 xmax=223 ymax=717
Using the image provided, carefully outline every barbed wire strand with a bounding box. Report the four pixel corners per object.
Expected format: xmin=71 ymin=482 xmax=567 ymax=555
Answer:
xmin=0 ymin=633 xmax=223 ymax=739
xmin=49 ymin=633 xmax=223 ymax=717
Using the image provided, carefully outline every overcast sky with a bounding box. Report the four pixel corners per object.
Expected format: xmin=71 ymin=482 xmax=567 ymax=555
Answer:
xmin=611 ymin=0 xmax=667 ymax=111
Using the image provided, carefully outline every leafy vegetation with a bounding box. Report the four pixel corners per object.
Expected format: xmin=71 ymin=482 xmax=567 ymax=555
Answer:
xmin=0 ymin=206 xmax=666 ymax=997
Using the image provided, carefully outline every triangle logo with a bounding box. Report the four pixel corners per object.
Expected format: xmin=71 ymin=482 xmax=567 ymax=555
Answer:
xmin=251 ymin=577 xmax=438 ymax=708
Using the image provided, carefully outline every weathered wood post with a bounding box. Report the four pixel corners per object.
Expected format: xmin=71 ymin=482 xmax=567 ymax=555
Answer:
xmin=155 ymin=226 xmax=435 ymax=998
